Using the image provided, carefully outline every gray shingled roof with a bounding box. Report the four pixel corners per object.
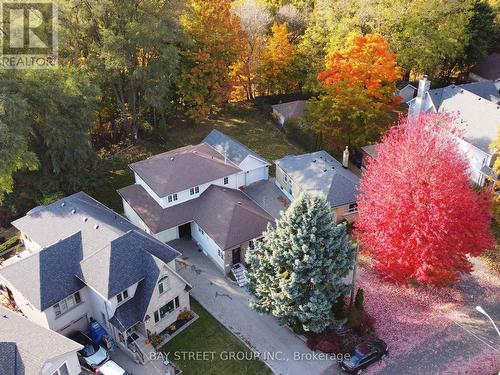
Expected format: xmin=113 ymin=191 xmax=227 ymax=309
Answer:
xmin=12 ymin=191 xmax=137 ymax=256
xmin=272 ymin=100 xmax=307 ymax=119
xmin=129 ymin=144 xmax=242 ymax=198
xmin=275 ymin=151 xmax=359 ymax=207
xmin=3 ymin=192 xmax=181 ymax=312
xmin=202 ymin=129 xmax=269 ymax=165
xmin=0 ymin=307 xmax=82 ymax=375
xmin=424 ymin=84 xmax=500 ymax=153
xmin=471 ymin=53 xmax=500 ymax=81
xmin=458 ymin=81 xmax=499 ymax=102
xmin=78 ymin=230 xmax=178 ymax=299
xmin=119 ymin=184 xmax=274 ymax=250
xmin=0 ymin=232 xmax=85 ymax=310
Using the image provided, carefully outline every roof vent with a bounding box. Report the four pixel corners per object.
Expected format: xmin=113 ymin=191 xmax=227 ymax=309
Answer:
xmin=193 ymin=150 xmax=197 ymax=153
xmin=312 ymin=159 xmax=317 ymax=163
xmin=478 ymin=97 xmax=481 ymax=100
xmin=237 ymin=201 xmax=242 ymax=205
xmin=83 ymin=217 xmax=88 ymax=222
xmin=323 ymin=169 xmax=327 ymax=172
xmin=170 ymin=157 xmax=175 ymax=161
xmin=94 ymin=224 xmax=99 ymax=229
xmin=71 ymin=209 xmax=76 ymax=214
xmin=61 ymin=202 xmax=66 ymax=207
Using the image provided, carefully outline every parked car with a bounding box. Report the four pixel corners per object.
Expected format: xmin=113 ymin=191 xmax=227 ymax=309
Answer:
xmin=340 ymin=338 xmax=388 ymax=374
xmin=96 ymin=360 xmax=131 ymax=375
xmin=69 ymin=331 xmax=109 ymax=372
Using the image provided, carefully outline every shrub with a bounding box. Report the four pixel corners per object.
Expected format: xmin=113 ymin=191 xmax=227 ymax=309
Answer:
xmin=150 ymin=333 xmax=163 ymax=347
xmin=347 ymin=306 xmax=375 ymax=337
xmin=331 ymin=295 xmax=346 ymax=320
xmin=354 ymin=288 xmax=364 ymax=310
xmin=306 ymin=330 xmax=343 ymax=354
xmin=177 ymin=308 xmax=194 ymax=321
xmin=0 ymin=234 xmax=20 ymax=253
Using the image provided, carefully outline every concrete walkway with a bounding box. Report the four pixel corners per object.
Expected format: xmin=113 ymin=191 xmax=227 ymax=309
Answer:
xmin=170 ymin=239 xmax=340 ymax=375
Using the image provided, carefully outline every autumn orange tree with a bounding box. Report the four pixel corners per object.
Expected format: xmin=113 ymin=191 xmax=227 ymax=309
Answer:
xmin=305 ymin=33 xmax=402 ymax=150
xmin=179 ymin=0 xmax=245 ymax=119
xmin=257 ymin=23 xmax=299 ymax=95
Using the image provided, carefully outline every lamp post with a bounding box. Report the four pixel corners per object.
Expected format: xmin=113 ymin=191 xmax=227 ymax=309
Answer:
xmin=476 ymin=305 xmax=500 ymax=338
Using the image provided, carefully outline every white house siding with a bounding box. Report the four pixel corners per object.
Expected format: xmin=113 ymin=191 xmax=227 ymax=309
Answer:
xmin=239 ymin=155 xmax=269 ymax=185
xmin=122 ymin=199 xmax=151 ymax=234
xmin=155 ymin=226 xmax=180 ymax=243
xmin=41 ymin=352 xmax=82 ymax=375
xmin=458 ymin=138 xmax=492 ymax=186
xmin=45 ymin=287 xmax=93 ymax=335
xmin=397 ymin=85 xmax=417 ymax=103
xmin=144 ymin=266 xmax=190 ymax=336
xmin=86 ymin=285 xmax=115 ymax=334
xmin=190 ymin=222 xmax=225 ymax=271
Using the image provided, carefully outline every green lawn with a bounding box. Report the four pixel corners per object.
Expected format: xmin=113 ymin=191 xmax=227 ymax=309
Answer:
xmin=92 ymin=103 xmax=303 ymax=212
xmin=160 ymin=299 xmax=272 ymax=375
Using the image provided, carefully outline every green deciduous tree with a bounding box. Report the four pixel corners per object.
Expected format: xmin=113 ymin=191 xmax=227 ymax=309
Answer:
xmin=61 ymin=0 xmax=186 ymax=140
xmin=0 ymin=76 xmax=38 ymax=203
xmin=247 ymin=194 xmax=356 ymax=333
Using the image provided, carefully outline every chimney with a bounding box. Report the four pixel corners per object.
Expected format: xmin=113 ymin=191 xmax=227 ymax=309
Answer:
xmin=342 ymin=146 xmax=349 ymax=168
xmin=410 ymin=75 xmax=431 ymax=118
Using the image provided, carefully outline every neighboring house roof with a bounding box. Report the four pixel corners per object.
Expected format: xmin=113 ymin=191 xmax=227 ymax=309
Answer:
xmin=118 ymin=184 xmax=274 ymax=250
xmin=421 ymin=84 xmax=500 ymax=153
xmin=272 ymin=100 xmax=307 ymax=119
xmin=361 ymin=144 xmax=378 ymax=159
xmin=396 ymin=81 xmax=417 ymax=91
xmin=0 ymin=232 xmax=86 ymax=310
xmin=129 ymin=143 xmax=241 ymax=198
xmin=0 ymin=306 xmax=82 ymax=375
xmin=12 ymin=191 xmax=137 ymax=256
xmin=458 ymin=81 xmax=499 ymax=102
xmin=275 ymin=151 xmax=360 ymax=207
xmin=2 ymin=192 xmax=182 ymax=315
xmin=202 ymin=129 xmax=269 ymax=165
xmin=471 ymin=53 xmax=500 ymax=81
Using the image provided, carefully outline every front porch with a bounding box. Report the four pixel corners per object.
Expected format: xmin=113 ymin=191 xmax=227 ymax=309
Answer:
xmin=115 ymin=322 xmax=152 ymax=364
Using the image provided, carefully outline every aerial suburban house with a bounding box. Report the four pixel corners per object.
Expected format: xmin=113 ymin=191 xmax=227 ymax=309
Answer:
xmin=469 ymin=52 xmax=500 ymax=90
xmin=275 ymin=151 xmax=360 ymax=223
xmin=0 ymin=192 xmax=192 ymax=365
xmin=118 ymin=131 xmax=274 ymax=275
xmin=408 ymin=77 xmax=500 ymax=186
xmin=272 ymin=100 xmax=307 ymax=127
xmin=0 ymin=306 xmax=83 ymax=375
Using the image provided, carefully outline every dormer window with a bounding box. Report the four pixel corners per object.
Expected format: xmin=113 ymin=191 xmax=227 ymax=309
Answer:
xmin=190 ymin=186 xmax=200 ymax=195
xmin=158 ymin=275 xmax=170 ymax=295
xmin=116 ymin=289 xmax=129 ymax=304
xmin=167 ymin=193 xmax=178 ymax=203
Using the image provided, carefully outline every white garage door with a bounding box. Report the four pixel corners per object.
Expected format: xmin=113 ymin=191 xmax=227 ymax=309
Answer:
xmin=58 ymin=314 xmax=89 ymax=336
xmin=246 ymin=167 xmax=268 ymax=185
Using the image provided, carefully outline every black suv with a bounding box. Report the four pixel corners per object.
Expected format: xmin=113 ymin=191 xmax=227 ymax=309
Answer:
xmin=340 ymin=338 xmax=388 ymax=374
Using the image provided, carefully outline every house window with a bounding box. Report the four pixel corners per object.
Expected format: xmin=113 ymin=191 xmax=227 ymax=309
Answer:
xmin=198 ymin=226 xmax=204 ymax=235
xmin=190 ymin=186 xmax=200 ymax=195
xmin=51 ymin=363 xmax=69 ymax=375
xmin=153 ymin=296 xmax=180 ymax=323
xmin=218 ymin=249 xmax=224 ymax=259
xmin=116 ymin=289 xmax=129 ymax=304
xmin=223 ymin=177 xmax=229 ymax=185
xmin=167 ymin=193 xmax=178 ymax=203
xmin=158 ymin=275 xmax=170 ymax=295
xmin=53 ymin=292 xmax=81 ymax=318
xmin=345 ymin=203 xmax=358 ymax=214
xmin=284 ymin=174 xmax=288 ymax=182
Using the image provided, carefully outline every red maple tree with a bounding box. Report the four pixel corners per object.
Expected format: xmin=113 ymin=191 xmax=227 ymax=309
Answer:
xmin=355 ymin=113 xmax=494 ymax=286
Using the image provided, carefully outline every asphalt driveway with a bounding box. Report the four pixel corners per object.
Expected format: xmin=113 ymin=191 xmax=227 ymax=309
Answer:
xmin=169 ymin=239 xmax=340 ymax=375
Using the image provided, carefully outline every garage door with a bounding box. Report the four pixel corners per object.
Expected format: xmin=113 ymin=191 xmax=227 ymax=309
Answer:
xmin=246 ymin=167 xmax=268 ymax=185
xmin=58 ymin=314 xmax=89 ymax=336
